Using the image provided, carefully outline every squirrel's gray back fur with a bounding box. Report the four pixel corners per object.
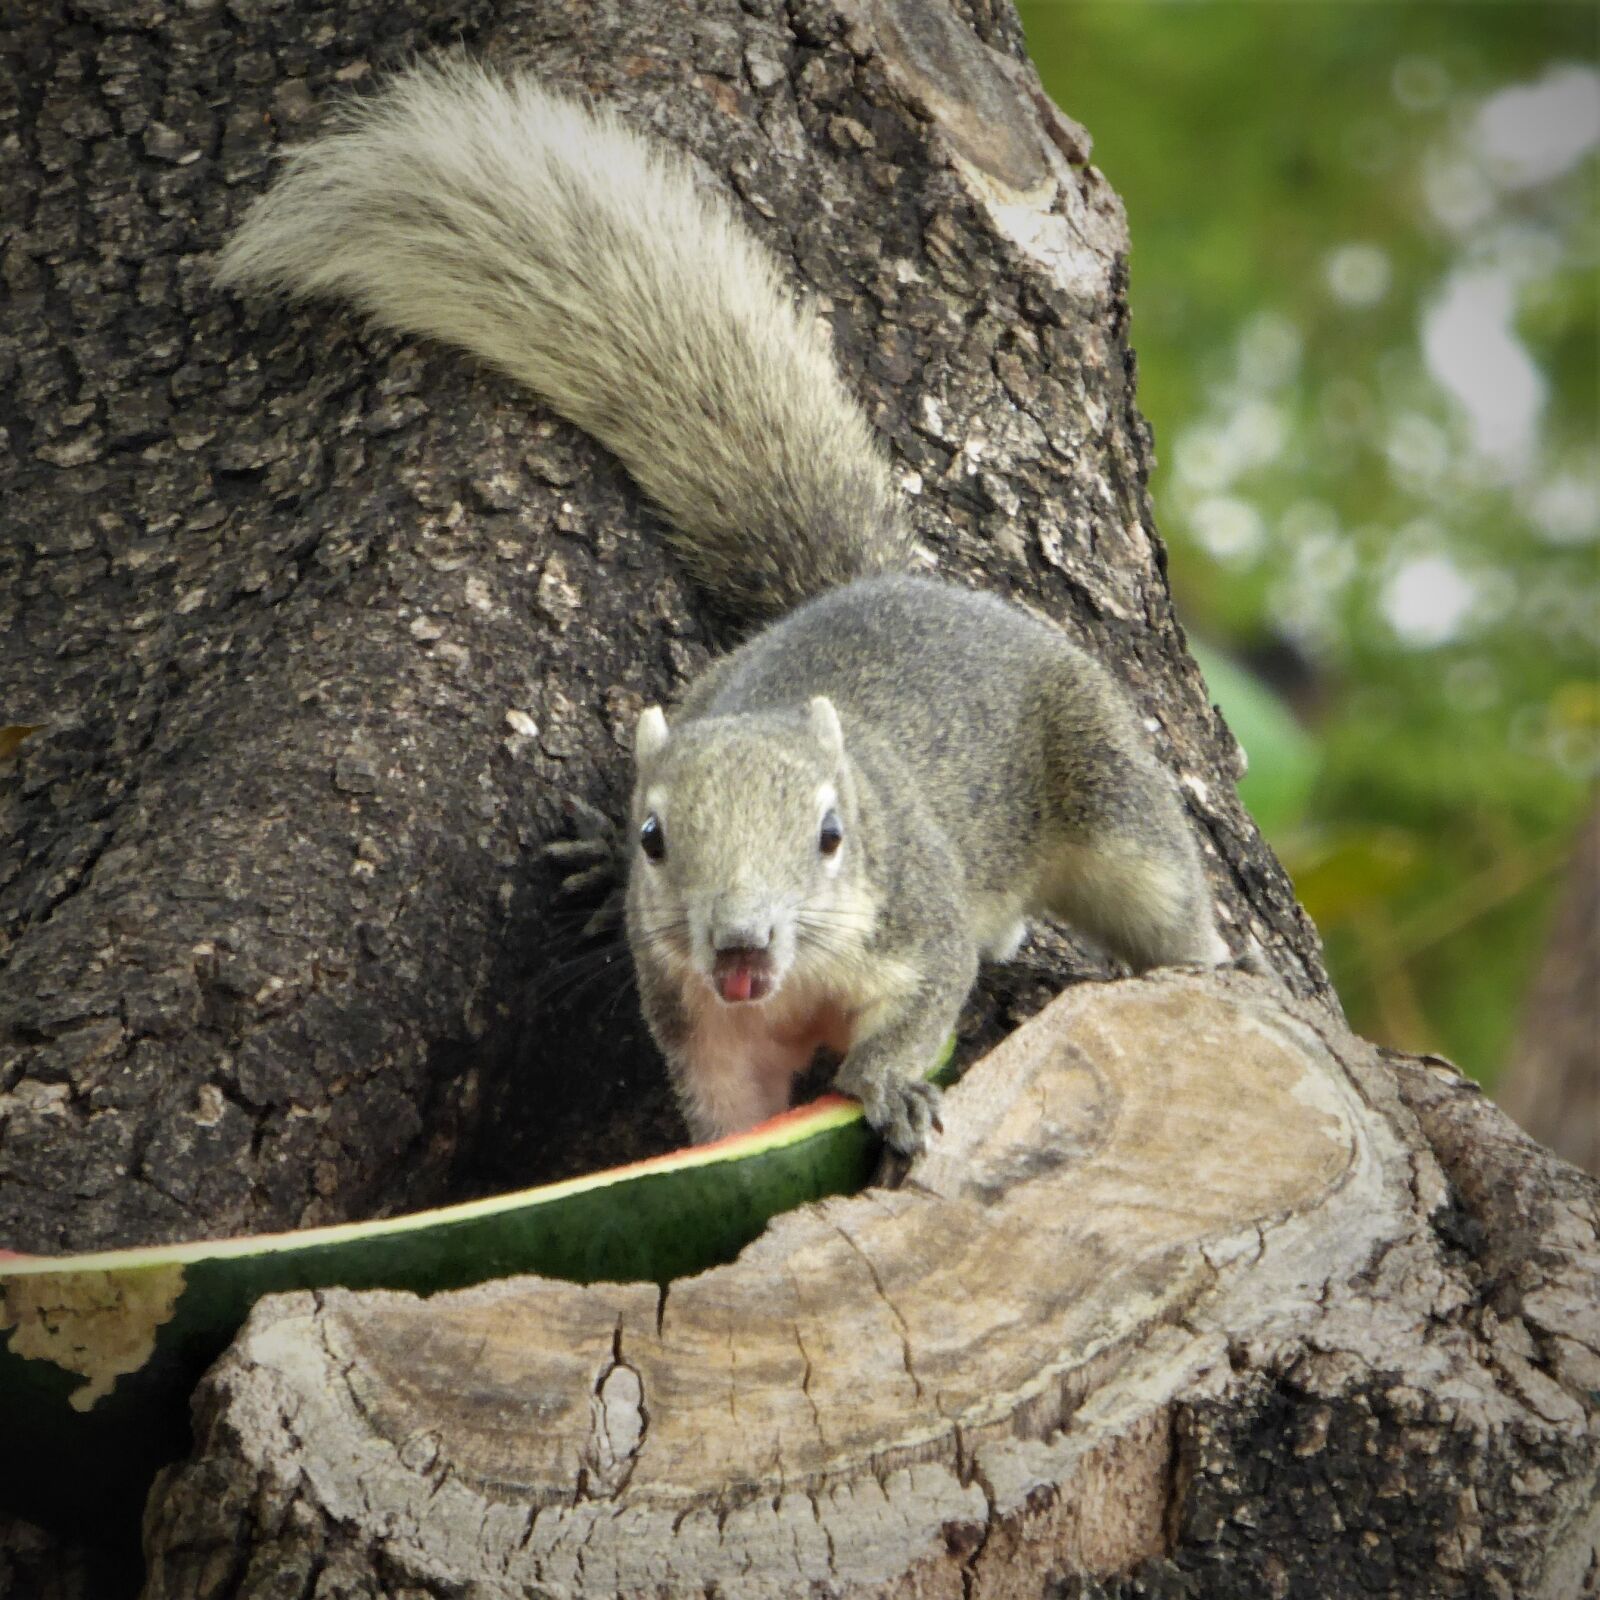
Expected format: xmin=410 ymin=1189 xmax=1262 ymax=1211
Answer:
xmin=215 ymin=58 xmax=909 ymax=619
xmin=682 ymin=574 xmax=1219 ymax=969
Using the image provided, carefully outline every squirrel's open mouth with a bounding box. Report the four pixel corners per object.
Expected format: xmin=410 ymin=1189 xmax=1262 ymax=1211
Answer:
xmin=712 ymin=949 xmax=776 ymax=1004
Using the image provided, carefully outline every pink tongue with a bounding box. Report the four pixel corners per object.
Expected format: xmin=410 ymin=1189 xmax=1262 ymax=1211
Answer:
xmin=720 ymin=966 xmax=754 ymax=1003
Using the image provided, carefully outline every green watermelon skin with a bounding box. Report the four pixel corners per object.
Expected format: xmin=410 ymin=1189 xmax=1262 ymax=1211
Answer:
xmin=0 ymin=1057 xmax=949 ymax=1539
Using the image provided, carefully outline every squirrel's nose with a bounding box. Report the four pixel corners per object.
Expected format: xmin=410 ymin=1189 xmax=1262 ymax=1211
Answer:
xmin=711 ymin=906 xmax=774 ymax=953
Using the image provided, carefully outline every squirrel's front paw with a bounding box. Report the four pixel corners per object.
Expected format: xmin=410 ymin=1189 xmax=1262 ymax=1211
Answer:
xmin=544 ymin=796 xmax=625 ymax=938
xmin=853 ymin=1077 xmax=943 ymax=1157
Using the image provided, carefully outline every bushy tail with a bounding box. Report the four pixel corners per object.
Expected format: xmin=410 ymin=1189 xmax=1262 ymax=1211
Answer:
xmin=215 ymin=59 xmax=910 ymax=619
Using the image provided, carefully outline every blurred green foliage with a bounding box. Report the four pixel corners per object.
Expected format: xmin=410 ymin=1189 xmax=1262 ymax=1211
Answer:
xmin=1018 ymin=2 xmax=1598 ymax=1083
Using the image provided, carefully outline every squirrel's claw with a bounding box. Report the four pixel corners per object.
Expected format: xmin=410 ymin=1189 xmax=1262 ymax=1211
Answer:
xmin=545 ymin=800 xmax=626 ymax=938
xmin=565 ymin=795 xmax=616 ymax=842
xmin=543 ymin=837 xmax=615 ymax=866
xmin=859 ymin=1077 xmax=943 ymax=1158
xmin=579 ymin=896 xmax=625 ymax=940
xmin=548 ymin=858 xmax=615 ymax=897
xmin=544 ymin=796 xmax=618 ymax=866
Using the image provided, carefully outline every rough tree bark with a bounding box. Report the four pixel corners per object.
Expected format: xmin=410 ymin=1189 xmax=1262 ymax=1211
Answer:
xmin=2 ymin=0 xmax=1595 ymax=1596
xmin=1 ymin=0 xmax=1318 ymax=1257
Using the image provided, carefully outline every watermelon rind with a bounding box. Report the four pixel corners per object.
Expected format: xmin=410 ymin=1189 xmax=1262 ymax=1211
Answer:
xmin=0 ymin=1044 xmax=953 ymax=1537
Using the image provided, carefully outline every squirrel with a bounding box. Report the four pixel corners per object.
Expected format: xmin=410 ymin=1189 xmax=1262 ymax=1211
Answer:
xmin=217 ymin=59 xmax=1240 ymax=1156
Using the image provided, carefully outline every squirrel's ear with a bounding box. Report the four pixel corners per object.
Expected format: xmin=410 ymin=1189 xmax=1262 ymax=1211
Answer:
xmin=635 ymin=706 xmax=670 ymax=762
xmin=808 ymin=696 xmax=844 ymax=756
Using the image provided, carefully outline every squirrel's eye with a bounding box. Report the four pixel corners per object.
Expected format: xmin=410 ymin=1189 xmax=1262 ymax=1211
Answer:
xmin=818 ymin=808 xmax=844 ymax=857
xmin=639 ymin=813 xmax=666 ymax=862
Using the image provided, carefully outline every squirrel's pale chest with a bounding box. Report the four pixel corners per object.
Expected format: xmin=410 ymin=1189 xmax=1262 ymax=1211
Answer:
xmin=679 ymin=982 xmax=858 ymax=1135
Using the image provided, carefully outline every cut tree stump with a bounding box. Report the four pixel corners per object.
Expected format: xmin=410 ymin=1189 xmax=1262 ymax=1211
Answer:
xmin=142 ymin=973 xmax=1600 ymax=1598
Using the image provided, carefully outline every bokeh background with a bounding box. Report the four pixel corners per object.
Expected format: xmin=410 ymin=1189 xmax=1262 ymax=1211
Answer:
xmin=1017 ymin=3 xmax=1598 ymax=1100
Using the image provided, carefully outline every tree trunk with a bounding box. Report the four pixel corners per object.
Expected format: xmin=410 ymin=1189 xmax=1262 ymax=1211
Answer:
xmin=3 ymin=0 xmax=1594 ymax=1595
xmin=1 ymin=0 xmax=1321 ymax=1258
xmin=1498 ymin=806 xmax=1599 ymax=1178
